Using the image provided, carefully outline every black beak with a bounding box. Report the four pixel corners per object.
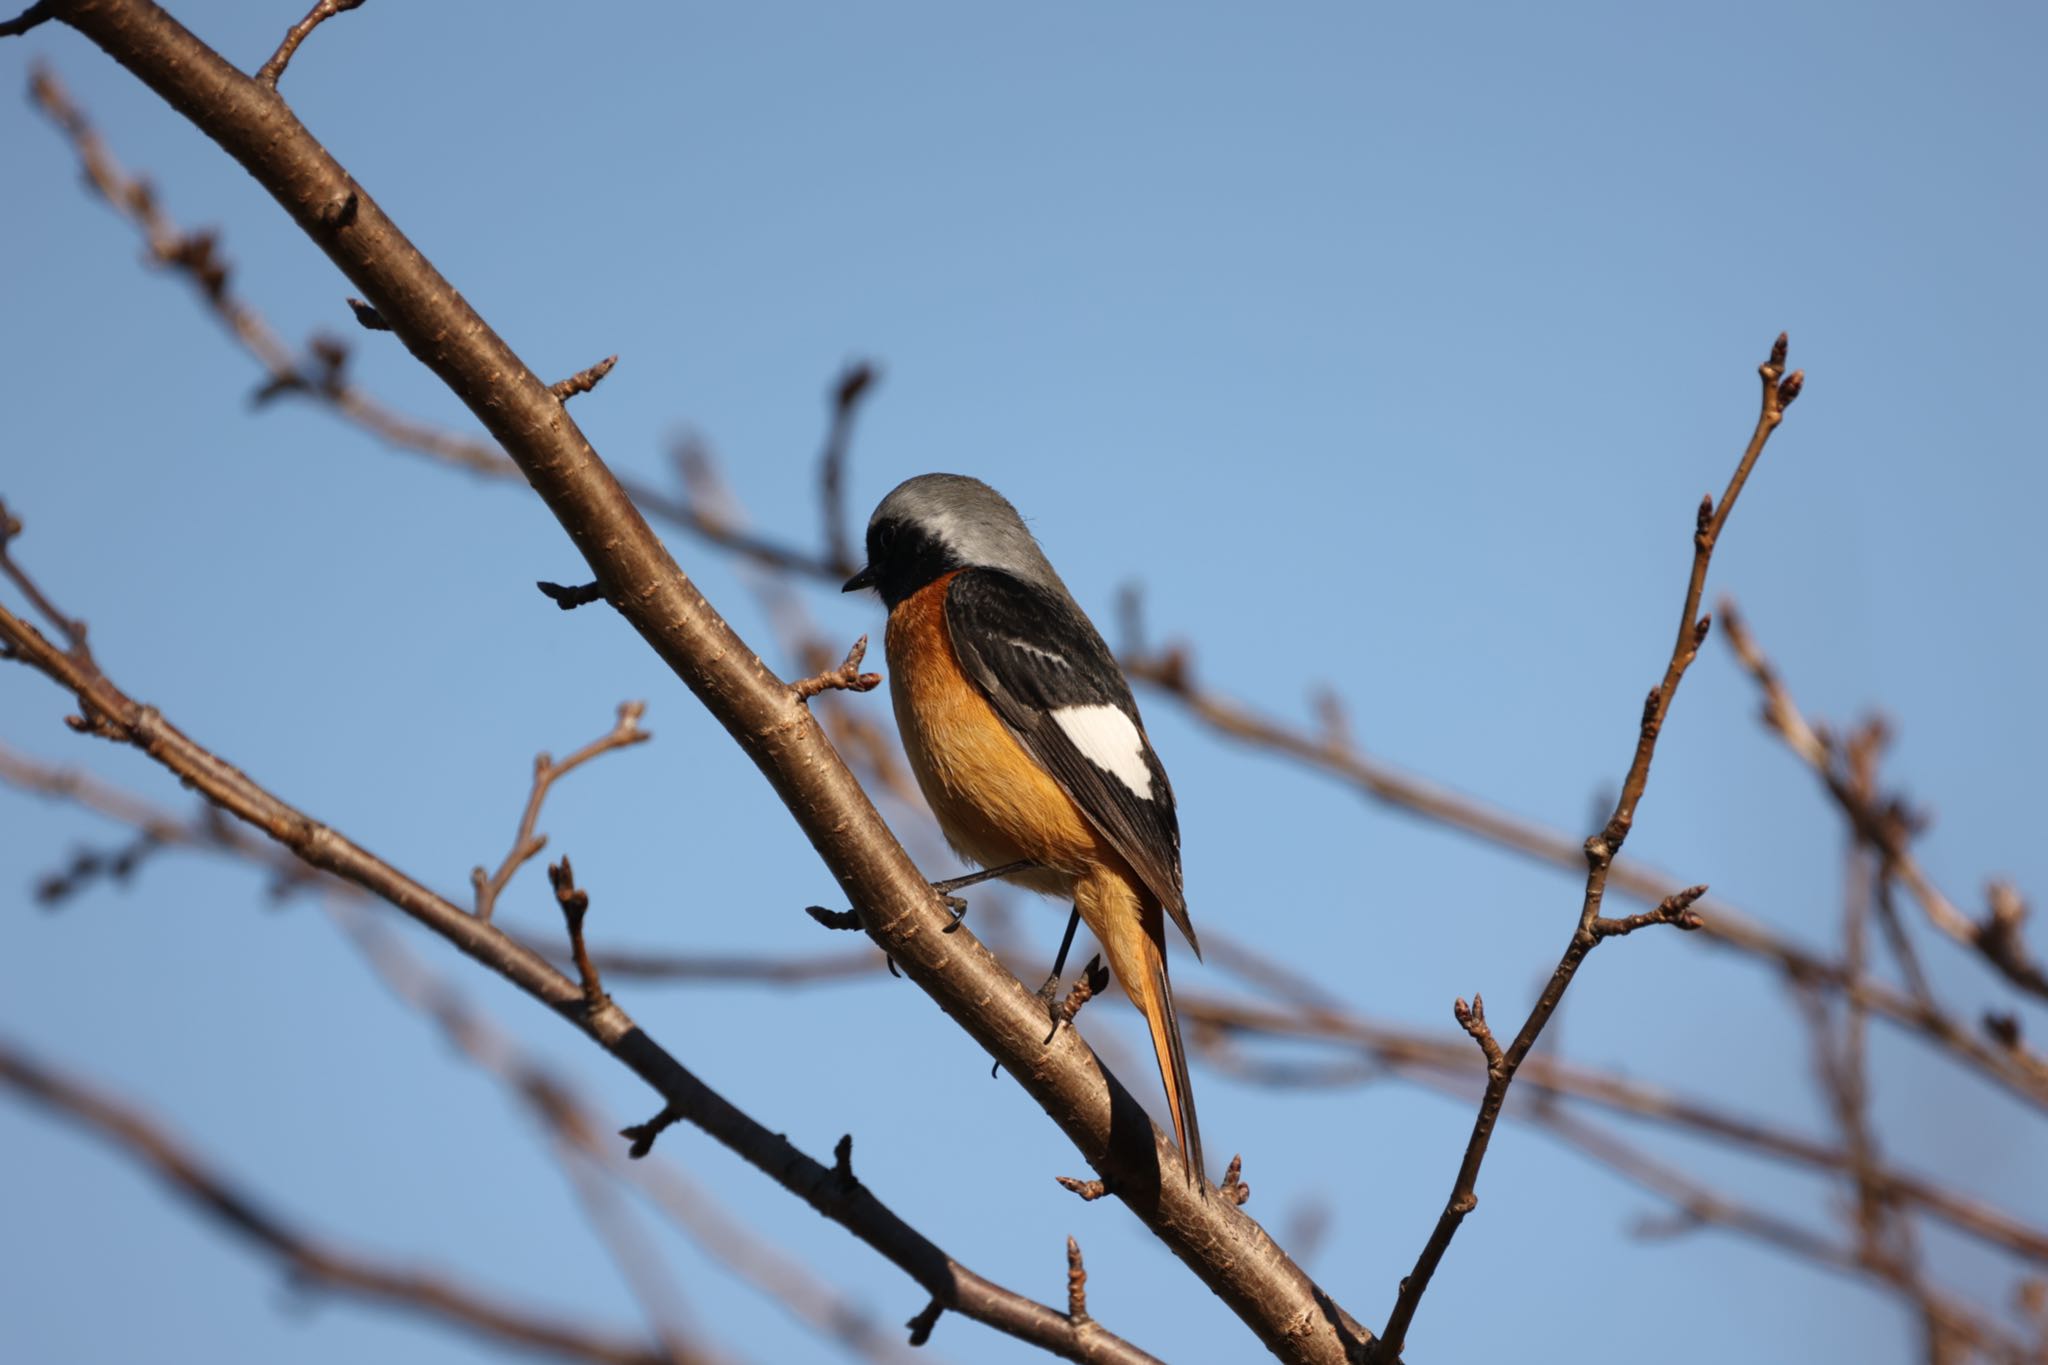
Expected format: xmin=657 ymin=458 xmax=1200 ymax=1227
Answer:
xmin=842 ymin=565 xmax=876 ymax=593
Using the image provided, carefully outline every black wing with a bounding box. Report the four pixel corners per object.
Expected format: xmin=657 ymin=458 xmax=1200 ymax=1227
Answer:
xmin=944 ymin=568 xmax=1196 ymax=954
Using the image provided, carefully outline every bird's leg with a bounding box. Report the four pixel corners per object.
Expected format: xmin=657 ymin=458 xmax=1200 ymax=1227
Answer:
xmin=1036 ymin=907 xmax=1084 ymax=1006
xmin=929 ymin=859 xmax=1036 ymax=933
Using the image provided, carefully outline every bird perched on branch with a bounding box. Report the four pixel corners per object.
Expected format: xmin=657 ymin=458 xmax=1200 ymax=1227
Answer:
xmin=844 ymin=474 xmax=1203 ymax=1183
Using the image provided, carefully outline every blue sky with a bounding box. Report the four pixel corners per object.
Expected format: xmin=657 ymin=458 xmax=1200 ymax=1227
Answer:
xmin=4 ymin=3 xmax=2045 ymax=1362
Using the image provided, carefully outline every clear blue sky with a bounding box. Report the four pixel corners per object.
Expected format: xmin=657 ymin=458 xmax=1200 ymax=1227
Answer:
xmin=4 ymin=3 xmax=2044 ymax=1362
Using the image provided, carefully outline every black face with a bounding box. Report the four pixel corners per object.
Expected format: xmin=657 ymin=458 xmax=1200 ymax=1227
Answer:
xmin=843 ymin=515 xmax=961 ymax=608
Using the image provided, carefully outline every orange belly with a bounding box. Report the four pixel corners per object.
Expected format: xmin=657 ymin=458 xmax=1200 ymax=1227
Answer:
xmin=885 ymin=573 xmax=1126 ymax=900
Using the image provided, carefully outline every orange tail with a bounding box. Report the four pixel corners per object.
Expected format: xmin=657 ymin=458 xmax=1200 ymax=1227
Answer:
xmin=1078 ymin=872 xmax=1205 ymax=1186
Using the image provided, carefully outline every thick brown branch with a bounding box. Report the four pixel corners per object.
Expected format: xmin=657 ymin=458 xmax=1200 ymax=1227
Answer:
xmin=0 ymin=1040 xmax=686 ymax=1365
xmin=1374 ymin=335 xmax=1801 ymax=1359
xmin=473 ymin=702 xmax=648 ymax=922
xmin=253 ymin=0 xmax=364 ymax=90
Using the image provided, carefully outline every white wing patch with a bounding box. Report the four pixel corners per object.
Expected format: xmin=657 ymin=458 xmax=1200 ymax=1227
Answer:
xmin=1052 ymin=704 xmax=1155 ymax=799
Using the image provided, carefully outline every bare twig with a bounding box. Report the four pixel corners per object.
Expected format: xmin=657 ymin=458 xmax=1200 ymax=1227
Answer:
xmin=1046 ymin=956 xmax=1111 ymax=1041
xmin=0 ymin=2 xmax=52 ymax=37
xmin=1066 ymin=1237 xmax=1090 ymax=1324
xmin=551 ymin=857 xmax=608 ymax=1013
xmin=820 ymin=361 xmax=878 ymax=576
xmin=0 ymin=1040 xmax=687 ymax=1365
xmin=1590 ymin=883 xmax=1709 ymax=939
xmin=254 ymin=0 xmax=366 ymax=90
xmin=1374 ymin=335 xmax=1803 ymax=1359
xmin=538 ymin=579 xmax=608 ymax=610
xmin=1218 ymin=1154 xmax=1251 ymax=1208
xmin=1721 ymin=599 xmax=2048 ymax=1004
xmin=791 ymin=635 xmax=882 ymax=702
xmin=472 ymin=703 xmax=648 ymax=922
xmin=552 ymin=355 xmax=619 ymax=402
xmin=346 ymin=296 xmax=390 ymax=330
xmin=0 ymin=498 xmax=90 ymax=659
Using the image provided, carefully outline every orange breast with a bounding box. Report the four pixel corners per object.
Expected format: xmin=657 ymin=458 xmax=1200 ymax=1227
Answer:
xmin=885 ymin=573 xmax=1120 ymax=898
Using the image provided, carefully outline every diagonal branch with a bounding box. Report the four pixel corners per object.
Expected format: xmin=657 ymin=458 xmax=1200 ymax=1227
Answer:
xmin=0 ymin=1039 xmax=691 ymax=1365
xmin=330 ymin=904 xmax=925 ymax=1365
xmin=1721 ymin=599 xmax=2048 ymax=1005
xmin=0 ymin=593 xmax=1159 ymax=1365
xmin=31 ymin=5 xmax=1359 ymax=1357
xmin=1372 ymin=334 xmax=1803 ymax=1359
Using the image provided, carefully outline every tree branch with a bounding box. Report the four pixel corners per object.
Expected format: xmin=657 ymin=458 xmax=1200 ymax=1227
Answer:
xmin=0 ymin=1039 xmax=691 ymax=1365
xmin=27 ymin=5 xmax=1359 ymax=1355
xmin=1373 ymin=335 xmax=1803 ymax=1359
xmin=329 ymin=903 xmax=926 ymax=1365
xmin=0 ymin=593 xmax=1160 ymax=1365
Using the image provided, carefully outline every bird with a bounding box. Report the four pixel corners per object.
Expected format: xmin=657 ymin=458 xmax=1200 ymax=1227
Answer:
xmin=843 ymin=473 xmax=1203 ymax=1183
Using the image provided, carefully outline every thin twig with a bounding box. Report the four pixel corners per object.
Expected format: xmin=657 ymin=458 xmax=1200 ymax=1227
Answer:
xmin=1721 ymin=599 xmax=2048 ymax=1004
xmin=790 ymin=635 xmax=882 ymax=702
xmin=820 ymin=361 xmax=878 ymax=577
xmin=0 ymin=2 xmax=52 ymax=38
xmin=1374 ymin=335 xmax=1803 ymax=1359
xmin=551 ymin=857 xmax=608 ymax=1013
xmin=1046 ymin=956 xmax=1110 ymax=1041
xmin=1218 ymin=1154 xmax=1251 ymax=1208
xmin=0 ymin=498 xmax=90 ymax=659
xmin=472 ymin=702 xmax=648 ymax=922
xmin=0 ymin=1040 xmax=685 ymax=1365
xmin=538 ymin=579 xmax=608 ymax=610
xmin=552 ymin=355 xmax=619 ymax=402
xmin=1066 ymin=1237 xmax=1090 ymax=1324
xmin=346 ymin=296 xmax=391 ymax=330
xmin=254 ymin=0 xmax=366 ymax=90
